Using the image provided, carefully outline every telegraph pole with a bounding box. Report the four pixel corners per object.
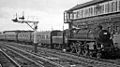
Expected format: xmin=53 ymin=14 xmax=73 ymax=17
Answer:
xmin=12 ymin=13 xmax=39 ymax=53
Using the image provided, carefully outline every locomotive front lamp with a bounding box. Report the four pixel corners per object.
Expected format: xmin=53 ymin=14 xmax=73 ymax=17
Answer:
xmin=103 ymin=32 xmax=107 ymax=35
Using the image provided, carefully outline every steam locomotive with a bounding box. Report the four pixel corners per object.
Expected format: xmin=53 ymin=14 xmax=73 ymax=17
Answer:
xmin=64 ymin=25 xmax=117 ymax=58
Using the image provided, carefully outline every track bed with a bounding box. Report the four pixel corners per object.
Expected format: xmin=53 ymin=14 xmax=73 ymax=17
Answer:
xmin=1 ymin=41 xmax=120 ymax=67
xmin=0 ymin=49 xmax=20 ymax=67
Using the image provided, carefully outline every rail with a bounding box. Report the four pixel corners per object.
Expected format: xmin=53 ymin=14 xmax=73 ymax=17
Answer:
xmin=0 ymin=49 xmax=21 ymax=67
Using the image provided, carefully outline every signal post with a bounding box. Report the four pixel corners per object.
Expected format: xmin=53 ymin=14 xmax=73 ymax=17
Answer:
xmin=12 ymin=13 xmax=39 ymax=53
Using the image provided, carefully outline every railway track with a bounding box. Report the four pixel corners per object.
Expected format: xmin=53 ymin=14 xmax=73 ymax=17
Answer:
xmin=0 ymin=43 xmax=68 ymax=67
xmin=1 ymin=41 xmax=120 ymax=67
xmin=4 ymin=44 xmax=85 ymax=67
xmin=2 ymin=48 xmax=44 ymax=67
xmin=0 ymin=48 xmax=21 ymax=67
xmin=16 ymin=45 xmax=120 ymax=67
xmin=2 ymin=47 xmax=64 ymax=67
xmin=0 ymin=42 xmax=89 ymax=67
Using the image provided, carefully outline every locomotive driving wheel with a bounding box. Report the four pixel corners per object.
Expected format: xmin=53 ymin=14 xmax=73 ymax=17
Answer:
xmin=82 ymin=49 xmax=89 ymax=56
xmin=75 ymin=42 xmax=82 ymax=56
xmin=76 ymin=47 xmax=81 ymax=56
xmin=82 ymin=44 xmax=89 ymax=56
xmin=70 ymin=43 xmax=75 ymax=53
xmin=89 ymin=51 xmax=93 ymax=57
xmin=69 ymin=42 xmax=82 ymax=55
xmin=96 ymin=52 xmax=102 ymax=58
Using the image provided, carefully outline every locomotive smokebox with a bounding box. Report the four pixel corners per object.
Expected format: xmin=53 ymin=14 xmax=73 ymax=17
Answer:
xmin=97 ymin=30 xmax=111 ymax=43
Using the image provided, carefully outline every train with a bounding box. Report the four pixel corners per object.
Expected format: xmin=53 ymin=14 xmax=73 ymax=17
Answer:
xmin=0 ymin=26 xmax=119 ymax=58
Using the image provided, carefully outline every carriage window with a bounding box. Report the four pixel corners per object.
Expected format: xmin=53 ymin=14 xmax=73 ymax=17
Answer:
xmin=43 ymin=35 xmax=45 ymax=39
xmin=44 ymin=35 xmax=46 ymax=39
xmin=41 ymin=35 xmax=43 ymax=39
xmin=46 ymin=35 xmax=49 ymax=39
xmin=38 ymin=35 xmax=41 ymax=38
xmin=40 ymin=35 xmax=42 ymax=38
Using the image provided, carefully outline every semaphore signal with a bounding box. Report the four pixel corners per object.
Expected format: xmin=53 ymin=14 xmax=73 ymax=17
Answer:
xmin=12 ymin=12 xmax=39 ymax=53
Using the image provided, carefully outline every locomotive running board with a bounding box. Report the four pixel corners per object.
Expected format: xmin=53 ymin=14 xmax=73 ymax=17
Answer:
xmin=68 ymin=38 xmax=95 ymax=41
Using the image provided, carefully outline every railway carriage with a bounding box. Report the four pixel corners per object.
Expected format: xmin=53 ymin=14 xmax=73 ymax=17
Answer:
xmin=52 ymin=31 xmax=68 ymax=49
xmin=5 ymin=32 xmax=17 ymax=41
xmin=36 ymin=30 xmax=63 ymax=48
xmin=0 ymin=34 xmax=6 ymax=40
xmin=36 ymin=31 xmax=51 ymax=46
xmin=52 ymin=31 xmax=64 ymax=49
xmin=18 ymin=32 xmax=32 ymax=43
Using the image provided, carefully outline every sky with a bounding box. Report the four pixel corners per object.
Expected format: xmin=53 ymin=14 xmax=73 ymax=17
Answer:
xmin=0 ymin=0 xmax=92 ymax=31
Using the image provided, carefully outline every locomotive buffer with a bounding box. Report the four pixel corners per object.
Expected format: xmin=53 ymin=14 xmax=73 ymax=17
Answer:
xmin=12 ymin=13 xmax=39 ymax=53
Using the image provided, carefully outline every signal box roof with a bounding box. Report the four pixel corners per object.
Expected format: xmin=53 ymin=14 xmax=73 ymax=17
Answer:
xmin=67 ymin=0 xmax=111 ymax=11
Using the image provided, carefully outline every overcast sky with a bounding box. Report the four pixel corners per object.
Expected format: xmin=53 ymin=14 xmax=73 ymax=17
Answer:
xmin=0 ymin=0 xmax=92 ymax=31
